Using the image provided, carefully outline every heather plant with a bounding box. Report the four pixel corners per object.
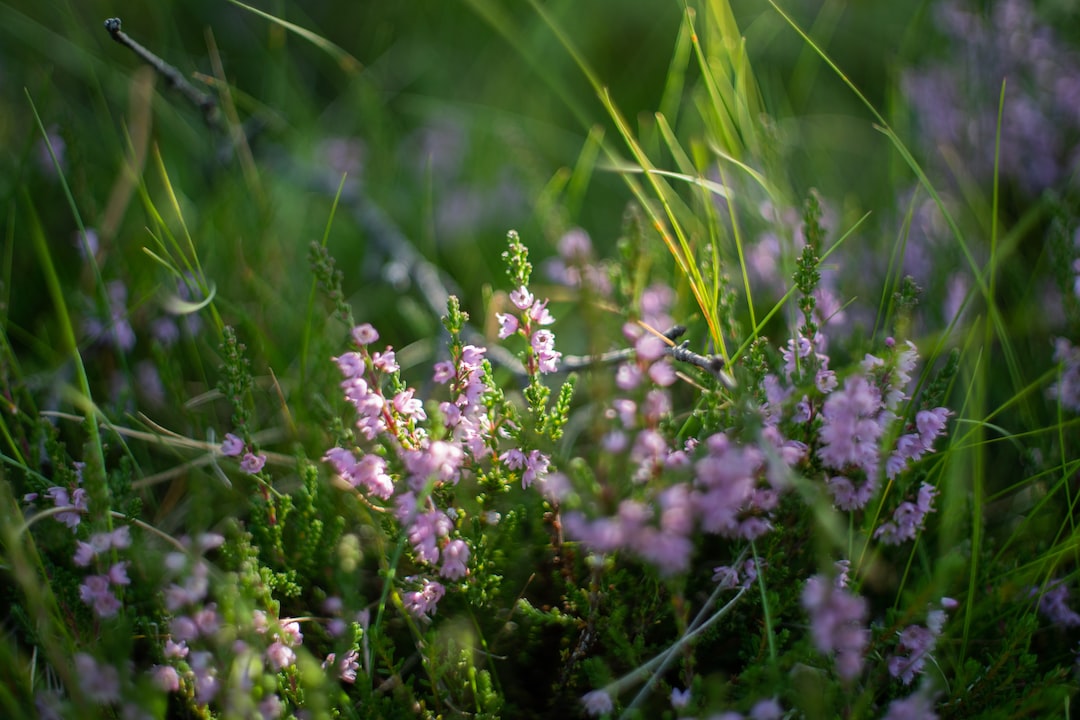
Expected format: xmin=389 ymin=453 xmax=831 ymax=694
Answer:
xmin=4 ymin=0 xmax=1080 ymax=718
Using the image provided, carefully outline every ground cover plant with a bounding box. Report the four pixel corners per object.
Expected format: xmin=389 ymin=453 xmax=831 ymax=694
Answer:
xmin=3 ymin=0 xmax=1080 ymax=717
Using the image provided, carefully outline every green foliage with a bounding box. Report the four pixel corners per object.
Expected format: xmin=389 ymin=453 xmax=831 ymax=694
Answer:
xmin=4 ymin=0 xmax=1080 ymax=717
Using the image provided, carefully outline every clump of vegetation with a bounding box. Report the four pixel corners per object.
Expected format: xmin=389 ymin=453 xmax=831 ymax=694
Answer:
xmin=2 ymin=1 xmax=1080 ymax=717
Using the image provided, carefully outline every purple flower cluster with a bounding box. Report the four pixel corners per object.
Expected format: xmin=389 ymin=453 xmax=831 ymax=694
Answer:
xmin=802 ymin=566 xmax=870 ymax=681
xmin=713 ymin=557 xmax=762 ymax=590
xmin=545 ymin=228 xmax=614 ymax=297
xmin=220 ymin=432 xmax=267 ymax=475
xmin=1033 ymin=578 xmax=1080 ymax=628
xmin=763 ymin=334 xmax=951 ymax=530
xmin=874 ymin=483 xmax=939 ymax=545
xmin=74 ymin=526 xmax=132 ymax=618
xmin=498 ymin=284 xmax=562 ymax=375
xmin=322 ymin=648 xmax=361 ymax=684
xmin=887 ymin=598 xmax=955 ymax=684
xmin=82 ymin=280 xmax=135 ymax=353
xmin=882 ymin=690 xmax=940 ymax=720
xmin=556 ymin=282 xmax=809 ymax=575
xmin=1049 ymin=338 xmax=1080 ymax=413
xmin=24 ymin=461 xmax=87 ymax=529
xmin=818 ymin=375 xmax=886 ymax=480
xmin=150 ymin=533 xmax=302 ymax=712
xmin=323 ymin=307 xmax=562 ymax=617
xmin=401 ymin=577 xmax=447 ymax=620
xmin=903 ymin=0 xmax=1080 ymax=196
xmin=562 ymin=397 xmax=804 ymax=576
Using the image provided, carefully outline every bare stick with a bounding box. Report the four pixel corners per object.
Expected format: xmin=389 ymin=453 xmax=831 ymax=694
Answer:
xmin=103 ymin=18 xmax=220 ymax=130
xmin=101 ymin=17 xmax=731 ymax=386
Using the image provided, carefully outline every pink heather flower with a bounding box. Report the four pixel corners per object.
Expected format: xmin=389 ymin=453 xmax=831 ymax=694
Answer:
xmin=713 ymin=565 xmax=741 ymax=589
xmin=372 ymin=349 xmax=399 ymax=373
xmin=604 ymin=431 xmax=630 ymax=453
xmin=80 ymin=575 xmax=122 ymax=617
xmin=337 ymin=649 xmax=360 ymax=683
xmin=816 ymin=368 xmax=838 ymax=393
xmin=170 ymin=616 xmax=199 ymax=642
xmin=73 ymin=541 xmax=95 ymax=567
xmin=509 ymin=286 xmax=534 ymax=310
xmin=521 ymin=449 xmax=550 ymax=489
xmin=281 ymin=619 xmax=303 ymax=646
xmin=90 ymin=531 xmax=113 ymax=554
xmin=641 ymin=283 xmax=675 ymax=329
xmin=440 ymin=538 xmax=470 ymax=579
xmin=558 ymin=227 xmax=592 ymax=260
xmin=648 ymin=360 xmax=677 ymax=387
xmin=882 ymin=691 xmax=938 ymax=720
xmin=75 ymin=654 xmax=120 ymax=703
xmin=634 ymin=527 xmax=693 ymax=575
xmin=916 ymin=407 xmax=951 ymax=444
xmin=528 ymin=299 xmax=555 ymax=325
xmin=817 ymin=375 xmax=884 ymax=476
xmin=802 ymin=572 xmax=869 ymax=681
xmin=341 ymin=375 xmax=370 ymax=404
xmin=635 ymin=333 xmax=667 ymax=362
xmin=501 ymin=447 xmax=526 ymax=470
xmin=266 ymin=641 xmax=296 ymax=671
xmin=615 ymin=363 xmax=643 ymax=390
xmin=563 ymin=512 xmax=624 ymax=553
xmin=151 ymin=664 xmax=181 ymax=692
xmin=581 ymin=690 xmax=613 ymax=716
xmin=193 ymin=605 xmax=220 ymax=636
xmin=221 ymin=433 xmax=244 ymax=457
xmin=407 ymin=509 xmax=453 ymax=564
xmin=49 ymin=486 xmax=87 ymax=529
xmin=107 ymin=562 xmax=130 ymax=585
xmin=826 ymin=475 xmax=876 ymax=511
xmin=92 ymin=592 xmax=121 ymax=618
xmin=531 ymin=329 xmax=561 ymax=373
xmin=393 ymin=389 xmax=427 ymax=421
xmin=45 ymin=486 xmax=67 ymax=505
xmin=749 ymin=698 xmax=784 ymax=720
xmin=333 ymin=351 xmax=366 ymax=378
xmin=353 ymin=454 xmax=394 ymax=499
xmin=240 ymin=452 xmax=267 ymax=474
xmin=402 ymin=579 xmax=445 ymax=619
xmin=639 ymin=390 xmax=665 ymax=425
xmin=164 ymin=565 xmax=210 ymax=611
xmin=108 ymin=525 xmax=132 ymax=549
xmin=164 ymin=639 xmax=188 ymax=659
xmin=258 ymin=695 xmax=283 ymax=719
xmin=630 ymin=429 xmax=668 ymax=470
xmin=433 ymin=360 xmax=454 ymax=383
xmin=351 ymin=323 xmax=379 ymax=346
xmin=782 ymin=336 xmax=813 ymax=378
xmin=1035 ymin=579 xmax=1080 ymax=627
xmin=1051 ymin=338 xmax=1080 ymax=412
xmin=659 ymin=484 xmax=694 ymax=536
xmin=875 ymin=482 xmax=938 ymax=545
xmin=496 ymin=312 xmax=519 ymax=339
xmin=888 ymin=624 xmax=937 ymax=684
xmin=192 ymin=667 xmax=219 ymax=704
xmin=403 ymin=440 xmax=464 ymax=488
xmin=460 ymin=344 xmax=487 ymax=368
xmin=324 ymin=447 xmax=357 ymax=477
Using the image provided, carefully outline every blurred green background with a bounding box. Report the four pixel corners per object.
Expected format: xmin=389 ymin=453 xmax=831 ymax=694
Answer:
xmin=3 ymin=0 xmax=1042 ymax=394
